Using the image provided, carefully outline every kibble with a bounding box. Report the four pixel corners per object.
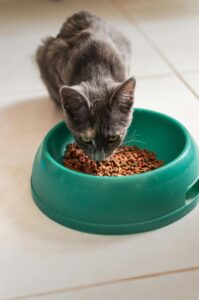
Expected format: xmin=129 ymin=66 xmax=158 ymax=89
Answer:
xmin=63 ymin=144 xmax=163 ymax=176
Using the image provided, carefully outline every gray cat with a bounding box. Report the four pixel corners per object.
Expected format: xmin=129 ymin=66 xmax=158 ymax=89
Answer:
xmin=36 ymin=10 xmax=136 ymax=161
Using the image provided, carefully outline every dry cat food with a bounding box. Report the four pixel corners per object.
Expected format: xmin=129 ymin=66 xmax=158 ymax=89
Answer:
xmin=63 ymin=144 xmax=163 ymax=176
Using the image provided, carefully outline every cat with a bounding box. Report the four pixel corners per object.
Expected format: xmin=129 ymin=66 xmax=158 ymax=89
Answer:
xmin=36 ymin=10 xmax=136 ymax=161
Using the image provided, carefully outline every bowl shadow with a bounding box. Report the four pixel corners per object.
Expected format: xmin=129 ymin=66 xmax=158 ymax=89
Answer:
xmin=0 ymin=97 xmax=140 ymax=251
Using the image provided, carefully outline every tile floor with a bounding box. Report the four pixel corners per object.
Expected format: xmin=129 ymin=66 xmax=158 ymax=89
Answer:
xmin=0 ymin=0 xmax=199 ymax=299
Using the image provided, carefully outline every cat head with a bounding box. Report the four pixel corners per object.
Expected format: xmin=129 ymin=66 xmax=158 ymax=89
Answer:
xmin=60 ymin=77 xmax=136 ymax=161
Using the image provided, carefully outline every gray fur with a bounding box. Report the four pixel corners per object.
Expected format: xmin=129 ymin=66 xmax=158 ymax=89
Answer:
xmin=36 ymin=10 xmax=136 ymax=161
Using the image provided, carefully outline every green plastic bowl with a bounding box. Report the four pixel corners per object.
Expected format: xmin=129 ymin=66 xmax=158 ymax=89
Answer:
xmin=31 ymin=108 xmax=199 ymax=235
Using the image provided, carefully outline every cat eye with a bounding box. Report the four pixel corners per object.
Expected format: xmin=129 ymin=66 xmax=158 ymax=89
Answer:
xmin=80 ymin=135 xmax=93 ymax=144
xmin=108 ymin=135 xmax=120 ymax=143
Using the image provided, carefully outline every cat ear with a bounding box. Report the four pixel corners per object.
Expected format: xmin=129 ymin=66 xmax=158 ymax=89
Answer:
xmin=110 ymin=77 xmax=136 ymax=114
xmin=60 ymin=85 xmax=90 ymax=130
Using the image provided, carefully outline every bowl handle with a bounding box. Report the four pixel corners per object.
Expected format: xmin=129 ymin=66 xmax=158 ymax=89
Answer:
xmin=185 ymin=177 xmax=199 ymax=204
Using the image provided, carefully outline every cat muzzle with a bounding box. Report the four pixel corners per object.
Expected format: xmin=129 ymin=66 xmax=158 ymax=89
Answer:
xmin=94 ymin=150 xmax=106 ymax=161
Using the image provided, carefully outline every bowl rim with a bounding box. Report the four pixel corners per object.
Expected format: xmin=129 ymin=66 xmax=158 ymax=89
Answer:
xmin=43 ymin=108 xmax=191 ymax=181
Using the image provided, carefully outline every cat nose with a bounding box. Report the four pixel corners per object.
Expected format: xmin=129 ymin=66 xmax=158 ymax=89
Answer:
xmin=94 ymin=150 xmax=105 ymax=161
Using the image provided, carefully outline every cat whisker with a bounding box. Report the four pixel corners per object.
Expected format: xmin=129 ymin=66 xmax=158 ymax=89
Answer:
xmin=123 ymin=129 xmax=144 ymax=145
xmin=122 ymin=138 xmax=146 ymax=146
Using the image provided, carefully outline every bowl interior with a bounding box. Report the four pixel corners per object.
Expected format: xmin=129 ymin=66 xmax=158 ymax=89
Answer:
xmin=46 ymin=109 xmax=187 ymax=167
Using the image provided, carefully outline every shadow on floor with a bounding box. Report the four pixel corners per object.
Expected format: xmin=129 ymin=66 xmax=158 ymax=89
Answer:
xmin=0 ymin=97 xmax=143 ymax=252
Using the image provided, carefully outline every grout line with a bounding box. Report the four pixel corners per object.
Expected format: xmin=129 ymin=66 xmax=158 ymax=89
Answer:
xmin=8 ymin=266 xmax=199 ymax=300
xmin=2 ymin=2 xmax=199 ymax=299
xmin=110 ymin=0 xmax=199 ymax=100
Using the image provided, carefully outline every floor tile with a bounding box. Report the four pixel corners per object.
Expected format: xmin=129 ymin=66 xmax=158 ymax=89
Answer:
xmin=0 ymin=88 xmax=199 ymax=299
xmin=135 ymin=75 xmax=199 ymax=141
xmin=0 ymin=56 xmax=47 ymax=103
xmin=182 ymin=71 xmax=199 ymax=98
xmin=0 ymin=0 xmax=171 ymax=102
xmin=1 ymin=1 xmax=199 ymax=300
xmin=117 ymin=0 xmax=199 ymax=72
xmin=114 ymin=0 xmax=199 ymax=10
xmin=26 ymin=269 xmax=199 ymax=300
